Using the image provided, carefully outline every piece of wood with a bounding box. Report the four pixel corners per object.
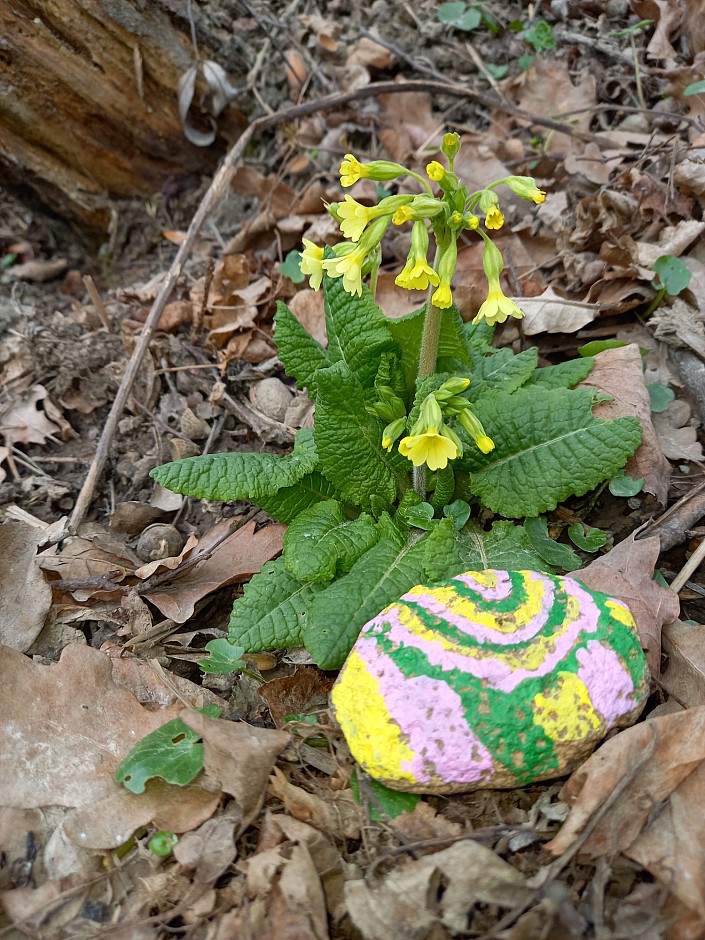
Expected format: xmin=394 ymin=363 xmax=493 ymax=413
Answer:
xmin=0 ymin=0 xmax=246 ymax=229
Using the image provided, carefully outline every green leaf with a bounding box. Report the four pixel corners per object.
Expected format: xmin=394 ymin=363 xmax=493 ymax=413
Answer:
xmin=474 ymin=520 xmax=554 ymax=571
xmin=523 ymin=20 xmax=555 ymax=51
xmin=578 ymin=339 xmax=626 ymax=357
xmin=437 ymin=1 xmax=481 ymax=31
xmin=429 ymin=464 xmax=455 ymax=510
xmin=525 ymin=516 xmax=581 ymax=571
xmin=279 ymin=250 xmax=305 ymax=283
xmin=474 ymin=347 xmax=538 ymax=393
xmin=323 ymin=271 xmax=395 ymax=390
xmin=458 ymin=387 xmax=642 ymax=517
xmin=647 ymin=382 xmax=675 ymax=413
xmin=115 ymin=717 xmax=205 ymax=794
xmin=148 ymin=831 xmax=179 ymax=856
xmin=257 ymin=471 xmax=342 ymax=524
xmin=402 ymin=501 xmax=435 ymax=531
xmin=652 ymin=255 xmax=691 ymax=295
xmin=273 ymin=302 xmax=329 ymax=396
xmin=283 ymin=500 xmax=380 ymax=581
xmin=303 ymin=517 xmax=446 ymax=668
xmin=462 ymin=318 xmax=495 ymax=364
xmin=518 ymin=54 xmax=535 ymax=71
xmin=486 ymin=62 xmax=510 ymax=78
xmin=608 ymin=470 xmax=644 ymax=497
xmin=150 ymin=427 xmax=318 ymax=502
xmin=527 ymin=357 xmax=594 ymax=389
xmin=314 ymin=361 xmax=402 ymax=513
xmin=350 ymin=769 xmax=420 ymax=821
xmin=684 ymin=79 xmax=705 ymax=95
xmin=228 ymin=556 xmax=328 ymax=652
xmin=568 ymin=523 xmax=607 ymax=552
xmin=198 ymin=638 xmax=247 ymax=674
xmin=443 ymin=499 xmax=471 ymax=529
xmin=387 ymin=305 xmax=472 ymax=397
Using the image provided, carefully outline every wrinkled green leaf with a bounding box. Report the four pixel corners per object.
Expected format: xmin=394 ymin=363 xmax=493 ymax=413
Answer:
xmin=387 ymin=305 xmax=472 ymax=397
xmin=274 ymin=302 xmax=329 ymax=396
xmin=527 ymin=356 xmax=594 ymax=389
xmin=283 ymin=499 xmax=380 ymax=581
xmin=314 ymin=361 xmax=402 ymax=513
xmin=257 ymin=471 xmax=341 ymax=524
xmin=459 ymin=387 xmax=642 ymax=517
xmin=150 ymin=427 xmax=317 ymax=502
xmin=228 ymin=556 xmax=327 ymax=652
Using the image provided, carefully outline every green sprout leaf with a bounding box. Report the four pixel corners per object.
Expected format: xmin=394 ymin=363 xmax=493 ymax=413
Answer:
xmin=647 ymin=383 xmax=675 ymax=413
xmin=567 ymin=523 xmax=607 ymax=553
xmin=652 ymin=255 xmax=691 ymax=295
xmin=437 ymin=1 xmax=482 ymax=31
xmin=684 ymin=79 xmax=705 ymax=96
xmin=198 ymin=638 xmax=248 ymax=674
xmin=578 ymin=339 xmax=627 ymax=357
xmin=608 ymin=470 xmax=644 ymax=497
xmin=115 ymin=705 xmax=221 ymax=794
xmin=350 ymin=769 xmax=420 ymax=821
xmin=443 ymin=499 xmax=471 ymax=529
xmin=149 ymin=831 xmax=179 ymax=857
xmin=525 ymin=516 xmax=581 ymax=572
xmin=279 ymin=250 xmax=305 ymax=283
xmin=402 ymin=501 xmax=435 ymax=530
xmin=523 ymin=20 xmax=556 ymax=52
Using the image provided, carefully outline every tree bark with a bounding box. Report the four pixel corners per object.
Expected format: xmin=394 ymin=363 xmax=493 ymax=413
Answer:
xmin=0 ymin=0 xmax=247 ymax=230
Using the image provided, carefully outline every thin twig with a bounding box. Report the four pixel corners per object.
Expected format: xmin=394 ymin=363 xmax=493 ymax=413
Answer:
xmin=670 ymin=537 xmax=705 ymax=594
xmin=69 ymin=78 xmax=597 ymax=531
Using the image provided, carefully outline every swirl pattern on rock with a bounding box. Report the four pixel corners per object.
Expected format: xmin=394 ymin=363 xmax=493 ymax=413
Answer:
xmin=331 ymin=570 xmax=650 ymax=793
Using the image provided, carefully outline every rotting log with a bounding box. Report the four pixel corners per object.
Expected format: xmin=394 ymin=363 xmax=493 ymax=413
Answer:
xmin=0 ymin=0 xmax=248 ymax=230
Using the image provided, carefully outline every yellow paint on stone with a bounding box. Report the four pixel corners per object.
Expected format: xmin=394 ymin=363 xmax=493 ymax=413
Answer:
xmin=532 ymin=672 xmax=602 ymax=742
xmin=605 ymin=599 xmax=636 ymax=629
xmin=330 ymin=651 xmax=417 ymax=784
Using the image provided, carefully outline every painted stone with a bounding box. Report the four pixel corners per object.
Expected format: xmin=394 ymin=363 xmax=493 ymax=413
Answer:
xmin=331 ymin=570 xmax=650 ymax=793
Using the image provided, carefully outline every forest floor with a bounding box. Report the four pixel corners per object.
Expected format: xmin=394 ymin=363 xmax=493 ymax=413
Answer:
xmin=2 ymin=0 xmax=705 ymax=937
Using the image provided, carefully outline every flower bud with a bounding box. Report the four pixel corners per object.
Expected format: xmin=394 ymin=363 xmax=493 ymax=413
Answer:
xmin=501 ymin=176 xmax=546 ymax=204
xmin=440 ymin=423 xmax=464 ymax=457
xmin=441 ymin=132 xmax=461 ymax=161
xmin=481 ymin=235 xmax=504 ymax=283
xmin=382 ymin=417 xmax=407 ymax=452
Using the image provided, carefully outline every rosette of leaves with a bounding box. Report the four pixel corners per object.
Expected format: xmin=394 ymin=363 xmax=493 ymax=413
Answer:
xmin=151 ymin=273 xmax=641 ymax=669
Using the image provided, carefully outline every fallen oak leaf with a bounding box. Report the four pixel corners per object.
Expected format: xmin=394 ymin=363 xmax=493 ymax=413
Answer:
xmin=0 ymin=519 xmax=52 ymax=652
xmin=0 ymin=644 xmax=219 ymax=849
xmin=577 ymin=533 xmax=680 ymax=674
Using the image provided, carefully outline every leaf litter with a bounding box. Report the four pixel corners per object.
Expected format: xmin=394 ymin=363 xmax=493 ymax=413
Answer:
xmin=3 ymin=0 xmax=705 ymax=936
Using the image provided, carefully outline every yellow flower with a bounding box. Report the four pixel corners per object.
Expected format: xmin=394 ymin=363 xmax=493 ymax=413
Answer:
xmin=322 ymin=246 xmax=366 ymax=296
xmin=502 ymin=176 xmax=546 ymax=204
xmin=477 ymin=435 xmax=495 ymax=454
xmin=485 ymin=206 xmax=504 ymax=230
xmin=337 ymin=195 xmax=377 ymax=242
xmin=392 ymin=205 xmax=414 ymax=225
xmin=340 ymin=153 xmax=365 ymax=187
xmin=426 ymin=161 xmax=445 ymax=182
xmin=396 ymin=257 xmax=439 ymax=291
xmin=473 ymin=282 xmax=525 ymax=325
xmin=399 ymin=430 xmax=458 ymax=471
xmin=299 ymin=239 xmax=324 ymax=291
xmin=465 ymin=214 xmax=480 ymax=230
xmin=431 ymin=282 xmax=453 ymax=308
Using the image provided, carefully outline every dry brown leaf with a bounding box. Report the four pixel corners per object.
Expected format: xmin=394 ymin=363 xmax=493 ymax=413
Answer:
xmin=581 ymin=344 xmax=671 ymax=504
xmin=0 ymin=520 xmax=52 ymax=652
xmin=520 ymin=287 xmax=599 ymax=335
xmin=0 ymin=384 xmax=60 ymax=448
xmin=377 ymin=89 xmax=439 ymax=164
xmin=105 ymin=649 xmax=228 ymax=712
xmin=287 ymin=289 xmax=327 ymax=347
xmin=652 ymin=399 xmax=704 ymax=462
xmin=0 ymin=643 xmax=219 ymax=849
xmin=269 ymin=767 xmax=361 ymax=840
xmin=258 ymin=666 xmax=334 ymax=727
xmin=6 ymin=258 xmax=68 ymax=282
xmin=182 ymin=710 xmax=289 ymax=832
xmin=577 ymin=533 xmax=680 ymax=674
xmin=172 ymin=809 xmax=238 ymax=884
xmin=514 ymin=59 xmax=596 ymax=157
xmin=636 ymin=220 xmax=705 ymax=270
xmin=546 ymin=704 xmax=705 ymax=929
xmin=374 ymin=272 xmax=426 ymax=318
xmin=347 ymin=36 xmax=394 ymax=70
xmin=142 ymin=520 xmax=285 ymax=622
xmin=632 ymin=0 xmax=682 ymax=67
xmin=391 ymin=800 xmax=464 ymax=846
xmin=661 ymin=619 xmax=705 ymax=707
xmin=345 ymin=841 xmax=532 ymax=940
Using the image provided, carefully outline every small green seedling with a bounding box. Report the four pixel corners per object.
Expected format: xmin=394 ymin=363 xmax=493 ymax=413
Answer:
xmin=646 ymin=254 xmax=691 ymax=316
xmin=568 ymin=523 xmax=607 ymax=553
xmin=608 ymin=470 xmax=644 ymax=497
xmin=684 ymin=79 xmax=705 ymax=96
xmin=148 ymin=831 xmax=179 ymax=857
xmin=280 ymin=249 xmax=306 ymax=283
xmin=350 ymin=768 xmax=420 ymax=821
xmin=647 ymin=383 xmax=675 ymax=413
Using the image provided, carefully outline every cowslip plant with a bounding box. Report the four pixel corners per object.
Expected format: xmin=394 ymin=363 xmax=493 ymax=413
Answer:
xmin=150 ymin=133 xmax=642 ymax=671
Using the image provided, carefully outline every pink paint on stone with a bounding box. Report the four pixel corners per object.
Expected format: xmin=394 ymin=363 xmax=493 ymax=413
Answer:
xmin=379 ymin=578 xmax=603 ymax=694
xmin=407 ymin=571 xmax=555 ymax=646
xmin=454 ymin=569 xmax=514 ymax=601
xmin=355 ymin=636 xmax=495 ymax=784
xmin=576 ymin=640 xmax=638 ymax=723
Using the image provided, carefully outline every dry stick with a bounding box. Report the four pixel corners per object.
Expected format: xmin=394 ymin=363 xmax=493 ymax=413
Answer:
xmin=68 ymin=79 xmax=592 ymax=531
